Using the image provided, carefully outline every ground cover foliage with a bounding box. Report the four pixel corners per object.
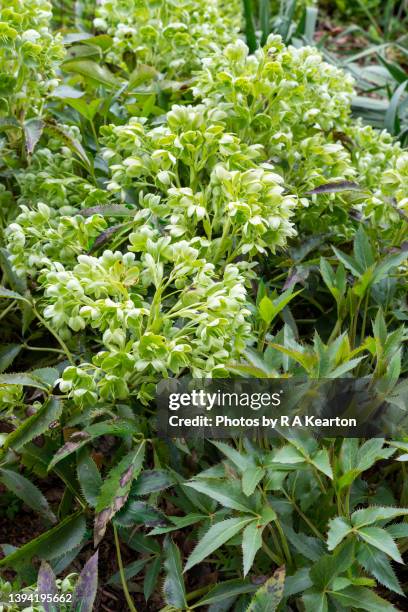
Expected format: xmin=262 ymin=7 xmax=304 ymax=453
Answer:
xmin=0 ymin=0 xmax=407 ymax=610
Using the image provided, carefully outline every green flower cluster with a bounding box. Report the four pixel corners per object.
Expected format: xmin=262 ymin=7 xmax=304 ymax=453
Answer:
xmin=42 ymin=251 xmax=251 ymax=403
xmin=194 ymin=35 xmax=407 ymax=231
xmin=0 ymin=0 xmax=64 ymax=120
xmin=94 ymin=0 xmax=240 ymax=80
xmin=101 ymin=104 xmax=297 ymax=258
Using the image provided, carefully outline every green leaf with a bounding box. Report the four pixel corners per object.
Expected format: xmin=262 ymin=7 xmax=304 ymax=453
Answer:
xmin=357 ymin=544 xmax=403 ymax=596
xmin=242 ymin=521 xmax=262 ymax=577
xmin=354 ymin=227 xmax=375 ymax=271
xmin=302 ymin=590 xmax=328 ymax=612
xmin=24 ymin=118 xmax=44 ymax=155
xmin=131 ymin=469 xmax=173 ymax=496
xmin=386 ymin=522 xmax=408 ymax=538
xmin=0 ymin=372 xmax=48 ymax=389
xmin=149 ymin=513 xmax=207 ymax=536
xmin=184 ymin=517 xmax=253 ymax=572
xmin=107 ymin=558 xmax=147 ymax=586
xmin=272 ymin=445 xmax=305 ymax=464
xmin=247 ymin=566 xmax=285 ymax=612
xmin=0 ymin=468 xmax=56 ymax=523
xmin=259 ymin=296 xmax=275 ymax=324
xmin=358 ymin=526 xmax=403 ymax=564
xmin=192 ymin=579 xmax=257 ymax=608
xmin=0 ymin=344 xmax=22 ymax=373
xmin=144 ymin=557 xmax=161 ymax=601
xmin=94 ymin=442 xmax=145 ymax=545
xmin=331 ymin=585 xmax=397 ymax=611
xmin=77 ymin=450 xmax=102 ymax=508
xmin=4 ymin=398 xmax=63 ymax=451
xmin=211 ymin=441 xmax=252 ymax=472
xmin=242 ymin=467 xmax=265 ymax=496
xmin=48 ymin=419 xmax=137 ymax=469
xmin=0 ymin=286 xmax=28 ymax=302
xmin=0 ymin=513 xmax=86 ymax=568
xmin=310 ymin=543 xmax=353 ymax=590
xmin=163 ymin=538 xmax=186 ymax=609
xmin=351 ymin=505 xmax=408 ymax=528
xmin=63 ymin=60 xmax=118 ymax=88
xmin=185 ymin=480 xmax=254 ymax=513
xmin=332 ymin=247 xmax=363 ymax=277
xmin=283 ymin=568 xmax=313 ymax=597
xmin=327 ymin=517 xmax=352 ymax=551
xmin=310 ymin=449 xmax=333 ymax=479
xmin=114 ymin=500 xmax=164 ymax=527
xmin=372 ymin=249 xmax=408 ymax=284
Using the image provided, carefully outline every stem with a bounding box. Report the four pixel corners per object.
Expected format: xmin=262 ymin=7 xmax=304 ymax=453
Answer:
xmin=242 ymin=0 xmax=257 ymax=53
xmin=0 ymin=299 xmax=17 ymax=321
xmin=262 ymin=540 xmax=282 ymax=565
xmin=113 ymin=524 xmax=138 ymax=612
xmin=282 ymin=489 xmax=325 ymax=541
xmin=275 ymin=520 xmax=292 ymax=567
xmin=32 ymin=305 xmax=75 ymax=365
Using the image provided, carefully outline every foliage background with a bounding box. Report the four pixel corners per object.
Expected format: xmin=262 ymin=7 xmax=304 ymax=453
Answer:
xmin=0 ymin=0 xmax=407 ymax=610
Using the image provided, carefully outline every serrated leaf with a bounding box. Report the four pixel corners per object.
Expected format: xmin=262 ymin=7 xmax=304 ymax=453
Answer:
xmin=310 ymin=449 xmax=333 ymax=479
xmin=193 ymin=579 xmax=258 ymax=607
xmin=144 ymin=557 xmax=161 ymax=601
xmin=185 ymin=480 xmax=254 ymax=513
xmin=331 ymin=585 xmax=397 ymax=611
xmin=94 ymin=442 xmax=145 ymax=545
xmin=357 ymin=544 xmax=403 ymax=596
xmin=283 ymin=568 xmax=313 ymax=597
xmin=184 ymin=517 xmax=253 ymax=572
xmin=77 ymin=449 xmax=102 ymax=508
xmin=386 ymin=522 xmax=408 ymax=538
xmin=71 ymin=551 xmax=99 ymax=612
xmin=163 ymin=538 xmax=186 ymax=609
xmin=242 ymin=521 xmax=262 ymax=577
xmin=0 ymin=372 xmax=48 ymax=389
xmin=0 ymin=513 xmax=86 ymax=568
xmin=273 ymin=445 xmax=305 ymax=464
xmin=310 ymin=544 xmax=353 ymax=590
xmin=302 ymin=589 xmax=328 ymax=612
xmin=332 ymin=247 xmax=363 ymax=277
xmin=0 ymin=344 xmax=22 ymax=373
xmin=0 ymin=468 xmax=56 ymax=523
xmin=131 ymin=469 xmax=173 ymax=496
xmin=4 ymin=398 xmax=63 ymax=451
xmin=247 ymin=566 xmax=285 ymax=612
xmin=354 ymin=227 xmax=375 ymax=271
xmin=327 ymin=517 xmax=352 ymax=551
xmin=49 ymin=419 xmax=137 ymax=469
xmin=37 ymin=562 xmax=58 ymax=612
xmin=352 ymin=505 xmax=408 ymax=528
xmin=114 ymin=500 xmax=165 ymax=528
xmin=242 ymin=467 xmax=265 ymax=496
xmin=0 ymin=286 xmax=28 ymax=301
xmin=107 ymin=558 xmax=147 ymax=586
xmin=358 ymin=526 xmax=403 ymax=564
xmin=211 ymin=441 xmax=252 ymax=472
xmin=149 ymin=513 xmax=207 ymax=536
